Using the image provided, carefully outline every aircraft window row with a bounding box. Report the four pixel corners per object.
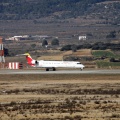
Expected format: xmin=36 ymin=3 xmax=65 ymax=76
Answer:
xmin=77 ymin=63 xmax=81 ymax=64
xmin=43 ymin=62 xmax=63 ymax=64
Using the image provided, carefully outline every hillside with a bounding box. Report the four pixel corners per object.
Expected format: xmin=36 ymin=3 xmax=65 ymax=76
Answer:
xmin=1 ymin=0 xmax=120 ymax=46
xmin=0 ymin=0 xmax=120 ymax=25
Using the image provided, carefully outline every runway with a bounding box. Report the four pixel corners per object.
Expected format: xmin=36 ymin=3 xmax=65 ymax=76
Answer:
xmin=0 ymin=69 xmax=120 ymax=74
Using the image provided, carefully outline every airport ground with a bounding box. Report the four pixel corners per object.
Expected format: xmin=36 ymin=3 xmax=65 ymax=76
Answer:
xmin=1 ymin=47 xmax=120 ymax=120
xmin=1 ymin=13 xmax=120 ymax=120
xmin=0 ymin=73 xmax=120 ymax=120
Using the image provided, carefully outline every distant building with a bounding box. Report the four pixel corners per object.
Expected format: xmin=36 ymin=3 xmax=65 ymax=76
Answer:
xmin=6 ymin=35 xmax=51 ymax=41
xmin=79 ymin=36 xmax=86 ymax=40
xmin=6 ymin=35 xmax=26 ymax=41
xmin=32 ymin=35 xmax=52 ymax=40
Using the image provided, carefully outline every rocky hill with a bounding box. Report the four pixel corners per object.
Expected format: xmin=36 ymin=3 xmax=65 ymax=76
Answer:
xmin=0 ymin=0 xmax=120 ymax=25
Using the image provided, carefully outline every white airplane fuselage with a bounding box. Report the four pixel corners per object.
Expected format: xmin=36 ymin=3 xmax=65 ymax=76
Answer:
xmin=31 ymin=59 xmax=85 ymax=70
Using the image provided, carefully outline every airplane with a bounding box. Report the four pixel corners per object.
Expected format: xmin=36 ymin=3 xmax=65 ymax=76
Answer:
xmin=18 ymin=53 xmax=85 ymax=71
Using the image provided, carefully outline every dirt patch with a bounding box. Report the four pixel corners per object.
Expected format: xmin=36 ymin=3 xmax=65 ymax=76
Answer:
xmin=0 ymin=74 xmax=120 ymax=120
xmin=72 ymin=49 xmax=92 ymax=56
xmin=38 ymin=50 xmax=73 ymax=60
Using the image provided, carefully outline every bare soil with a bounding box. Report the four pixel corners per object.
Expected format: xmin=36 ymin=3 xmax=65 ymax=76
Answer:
xmin=38 ymin=49 xmax=92 ymax=61
xmin=72 ymin=49 xmax=92 ymax=56
xmin=0 ymin=74 xmax=120 ymax=120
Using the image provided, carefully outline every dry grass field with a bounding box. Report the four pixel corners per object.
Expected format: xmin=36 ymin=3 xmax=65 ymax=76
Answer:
xmin=38 ymin=49 xmax=92 ymax=61
xmin=37 ymin=50 xmax=72 ymax=61
xmin=72 ymin=49 xmax=92 ymax=57
xmin=5 ymin=49 xmax=91 ymax=62
xmin=0 ymin=74 xmax=120 ymax=120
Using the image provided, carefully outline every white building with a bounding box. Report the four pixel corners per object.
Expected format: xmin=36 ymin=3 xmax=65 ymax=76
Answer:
xmin=79 ymin=36 xmax=86 ymax=40
xmin=6 ymin=36 xmax=23 ymax=41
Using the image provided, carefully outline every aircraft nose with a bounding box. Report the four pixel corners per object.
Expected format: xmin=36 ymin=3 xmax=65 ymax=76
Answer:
xmin=82 ymin=64 xmax=85 ymax=68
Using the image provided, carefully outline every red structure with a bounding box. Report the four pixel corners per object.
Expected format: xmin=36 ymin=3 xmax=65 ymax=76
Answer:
xmin=0 ymin=37 xmax=5 ymax=68
xmin=7 ymin=62 xmax=23 ymax=69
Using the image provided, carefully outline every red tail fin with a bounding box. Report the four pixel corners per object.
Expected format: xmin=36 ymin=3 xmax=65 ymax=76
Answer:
xmin=23 ymin=53 xmax=34 ymax=66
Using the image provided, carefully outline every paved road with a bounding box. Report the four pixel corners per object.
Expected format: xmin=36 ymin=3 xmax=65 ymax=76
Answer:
xmin=0 ymin=69 xmax=120 ymax=74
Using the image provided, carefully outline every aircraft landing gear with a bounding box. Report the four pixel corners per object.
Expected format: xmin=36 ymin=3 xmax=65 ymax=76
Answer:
xmin=80 ymin=68 xmax=83 ymax=71
xmin=46 ymin=68 xmax=56 ymax=71
xmin=46 ymin=68 xmax=49 ymax=71
xmin=53 ymin=67 xmax=56 ymax=71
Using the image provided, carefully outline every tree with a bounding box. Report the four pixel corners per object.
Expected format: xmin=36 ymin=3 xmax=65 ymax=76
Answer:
xmin=31 ymin=44 xmax=36 ymax=48
xmin=106 ymin=31 xmax=116 ymax=39
xmin=110 ymin=58 xmax=115 ymax=62
xmin=51 ymin=38 xmax=59 ymax=46
xmin=82 ymin=43 xmax=92 ymax=49
xmin=92 ymin=42 xmax=107 ymax=50
xmin=71 ymin=44 xmax=77 ymax=52
xmin=60 ymin=45 xmax=72 ymax=51
xmin=42 ymin=40 xmax=48 ymax=46
xmin=4 ymin=48 xmax=9 ymax=56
